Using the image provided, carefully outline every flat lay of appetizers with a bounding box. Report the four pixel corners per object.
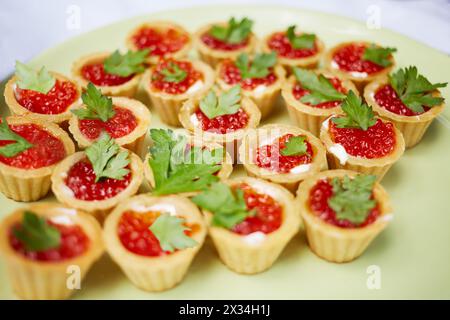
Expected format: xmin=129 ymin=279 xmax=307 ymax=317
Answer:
xmin=0 ymin=7 xmax=449 ymax=300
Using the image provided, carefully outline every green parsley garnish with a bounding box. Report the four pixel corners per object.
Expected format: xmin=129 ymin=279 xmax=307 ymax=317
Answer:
xmin=209 ymin=17 xmax=253 ymax=44
xmin=72 ymin=82 xmax=115 ymax=122
xmin=362 ymin=44 xmax=396 ymax=67
xmin=286 ymin=25 xmax=316 ymax=49
xmin=15 ymin=61 xmax=56 ymax=94
xmin=389 ymin=66 xmax=447 ymax=113
xmin=199 ymin=85 xmax=241 ymax=119
xmin=103 ymin=49 xmax=149 ymax=77
xmin=0 ymin=118 xmax=34 ymax=157
xmin=280 ymin=135 xmax=307 ymax=156
xmin=149 ymin=214 xmax=198 ymax=252
xmin=160 ymin=62 xmax=188 ymax=83
xmin=235 ymin=52 xmax=277 ymax=80
xmin=332 ymin=91 xmax=377 ymax=131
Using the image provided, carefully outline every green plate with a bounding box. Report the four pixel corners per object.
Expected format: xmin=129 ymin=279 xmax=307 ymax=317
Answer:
xmin=1 ymin=5 xmax=449 ymax=300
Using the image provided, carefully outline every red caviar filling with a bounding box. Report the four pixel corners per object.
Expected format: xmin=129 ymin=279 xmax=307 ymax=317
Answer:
xmin=195 ymin=108 xmax=249 ymax=134
xmin=0 ymin=123 xmax=66 ymax=169
xmin=10 ymin=220 xmax=89 ymax=261
xmin=65 ymin=159 xmax=132 ymax=201
xmin=132 ymin=27 xmax=188 ymax=56
xmin=151 ymin=59 xmax=203 ymax=95
xmin=81 ymin=62 xmax=134 ymax=87
xmin=293 ymin=76 xmax=347 ymax=109
xmin=329 ymin=118 xmax=396 ymax=159
xmin=231 ymin=184 xmax=283 ymax=235
xmin=267 ymin=32 xmax=318 ymax=59
xmin=332 ymin=43 xmax=385 ymax=74
xmin=201 ymin=31 xmax=249 ymax=51
xmin=14 ymin=79 xmax=78 ymax=115
xmin=374 ymin=84 xmax=430 ymax=116
xmin=78 ymin=106 xmax=138 ymax=140
xmin=220 ymin=60 xmax=277 ymax=90
xmin=117 ymin=210 xmax=198 ymax=257
xmin=309 ymin=179 xmax=380 ymax=228
xmin=255 ymin=134 xmax=314 ymax=173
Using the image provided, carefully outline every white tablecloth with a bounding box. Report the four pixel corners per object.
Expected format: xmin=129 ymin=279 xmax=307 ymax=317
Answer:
xmin=1 ymin=0 xmax=449 ymax=79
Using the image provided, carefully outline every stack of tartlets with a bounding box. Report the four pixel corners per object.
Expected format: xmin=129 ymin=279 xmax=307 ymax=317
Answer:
xmin=0 ymin=16 xmax=447 ymax=300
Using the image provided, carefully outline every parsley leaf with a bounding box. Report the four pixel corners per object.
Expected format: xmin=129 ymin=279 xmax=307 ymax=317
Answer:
xmin=85 ymin=133 xmax=130 ymax=182
xmin=148 ymin=129 xmax=221 ymax=195
xmin=0 ymin=118 xmax=33 ymax=157
xmin=72 ymin=82 xmax=115 ymax=122
xmin=192 ymin=183 xmax=254 ymax=229
xmin=149 ymin=214 xmax=198 ymax=252
xmin=185 ymin=146 xmax=225 ymax=166
xmin=286 ymin=25 xmax=316 ymax=49
xmin=209 ymin=17 xmax=253 ymax=44
xmin=280 ymin=136 xmax=307 ymax=156
xmin=332 ymin=91 xmax=377 ymax=130
xmin=235 ymin=52 xmax=277 ymax=80
xmin=328 ymin=175 xmax=377 ymax=225
xmin=13 ymin=211 xmax=61 ymax=251
xmin=15 ymin=61 xmax=56 ymax=94
xmin=103 ymin=49 xmax=149 ymax=77
xmin=160 ymin=62 xmax=188 ymax=83
xmin=199 ymin=85 xmax=241 ymax=119
xmin=389 ymin=66 xmax=447 ymax=113
xmin=362 ymin=44 xmax=396 ymax=67
xmin=293 ymin=67 xmax=346 ymax=105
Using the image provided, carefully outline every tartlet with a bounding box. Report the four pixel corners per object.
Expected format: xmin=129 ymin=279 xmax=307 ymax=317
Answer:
xmin=71 ymin=51 xmax=143 ymax=97
xmin=193 ymin=177 xmax=300 ymax=274
xmin=194 ymin=19 xmax=258 ymax=67
xmin=282 ymin=69 xmax=358 ymax=136
xmin=142 ymin=58 xmax=215 ymax=126
xmin=0 ymin=116 xmax=75 ymax=202
xmin=0 ymin=203 xmax=104 ymax=299
xmin=297 ymin=170 xmax=392 ymax=262
xmin=126 ymin=20 xmax=192 ymax=64
xmin=103 ymin=194 xmax=207 ymax=291
xmin=239 ymin=124 xmax=327 ymax=192
xmin=323 ymin=41 xmax=396 ymax=92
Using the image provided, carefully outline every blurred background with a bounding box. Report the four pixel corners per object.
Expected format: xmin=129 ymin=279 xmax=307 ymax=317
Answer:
xmin=1 ymin=0 xmax=449 ymax=79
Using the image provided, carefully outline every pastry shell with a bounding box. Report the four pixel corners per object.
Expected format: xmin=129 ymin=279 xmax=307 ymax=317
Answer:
xmin=0 ymin=116 xmax=75 ymax=202
xmin=320 ymin=117 xmax=405 ymax=180
xmin=194 ymin=22 xmax=258 ymax=67
xmin=0 ymin=203 xmax=104 ymax=300
xmin=103 ymin=194 xmax=207 ymax=292
xmin=142 ymin=59 xmax=215 ymax=127
xmin=364 ymin=77 xmax=445 ymax=148
xmin=69 ymin=96 xmax=151 ymax=155
xmin=239 ymin=124 xmax=327 ymax=193
xmin=201 ymin=177 xmax=300 ymax=274
xmin=51 ymin=150 xmax=143 ymax=221
xmin=71 ymin=52 xmax=142 ymax=97
xmin=282 ymin=72 xmax=359 ymax=136
xmin=4 ymin=72 xmax=81 ymax=125
xmin=296 ymin=169 xmax=392 ymax=263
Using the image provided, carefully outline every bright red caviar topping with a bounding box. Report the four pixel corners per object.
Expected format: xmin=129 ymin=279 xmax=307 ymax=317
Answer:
xmin=267 ymin=32 xmax=318 ymax=59
xmin=81 ymin=62 xmax=134 ymax=87
xmin=220 ymin=60 xmax=277 ymax=90
xmin=65 ymin=160 xmax=131 ymax=201
xmin=0 ymin=124 xmax=66 ymax=169
xmin=14 ymin=79 xmax=78 ymax=115
xmin=117 ymin=211 xmax=197 ymax=257
xmin=151 ymin=59 xmax=203 ymax=95
xmin=255 ymin=134 xmax=313 ymax=173
xmin=78 ymin=106 xmax=138 ymax=140
xmin=309 ymin=179 xmax=380 ymax=228
xmin=201 ymin=32 xmax=249 ymax=51
xmin=132 ymin=27 xmax=188 ymax=56
xmin=10 ymin=220 xmax=89 ymax=261
xmin=374 ymin=84 xmax=429 ymax=116
xmin=329 ymin=118 xmax=396 ymax=158
xmin=293 ymin=77 xmax=347 ymax=109
xmin=332 ymin=43 xmax=385 ymax=74
xmin=231 ymin=184 xmax=283 ymax=235
xmin=195 ymin=108 xmax=249 ymax=134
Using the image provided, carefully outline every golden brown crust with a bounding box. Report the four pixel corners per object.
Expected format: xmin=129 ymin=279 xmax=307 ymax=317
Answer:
xmin=4 ymin=72 xmax=82 ymax=124
xmin=68 ymin=97 xmax=151 ymax=153
xmin=194 ymin=22 xmax=258 ymax=67
xmin=239 ymin=124 xmax=327 ymax=192
xmin=71 ymin=52 xmax=142 ymax=97
xmin=126 ymin=21 xmax=192 ymax=65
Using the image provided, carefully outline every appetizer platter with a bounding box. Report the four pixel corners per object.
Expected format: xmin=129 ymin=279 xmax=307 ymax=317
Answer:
xmin=0 ymin=5 xmax=449 ymax=300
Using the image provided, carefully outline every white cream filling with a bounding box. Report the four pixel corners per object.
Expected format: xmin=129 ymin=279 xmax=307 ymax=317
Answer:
xmin=50 ymin=215 xmax=75 ymax=225
xmin=289 ymin=163 xmax=311 ymax=174
xmin=190 ymin=113 xmax=200 ymax=127
xmin=147 ymin=203 xmax=178 ymax=216
xmin=253 ymin=85 xmax=268 ymax=98
xmin=331 ymin=60 xmax=368 ymax=78
xmin=329 ymin=143 xmax=349 ymax=165
xmin=242 ymin=231 xmax=266 ymax=246
xmin=186 ymin=80 xmax=204 ymax=95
